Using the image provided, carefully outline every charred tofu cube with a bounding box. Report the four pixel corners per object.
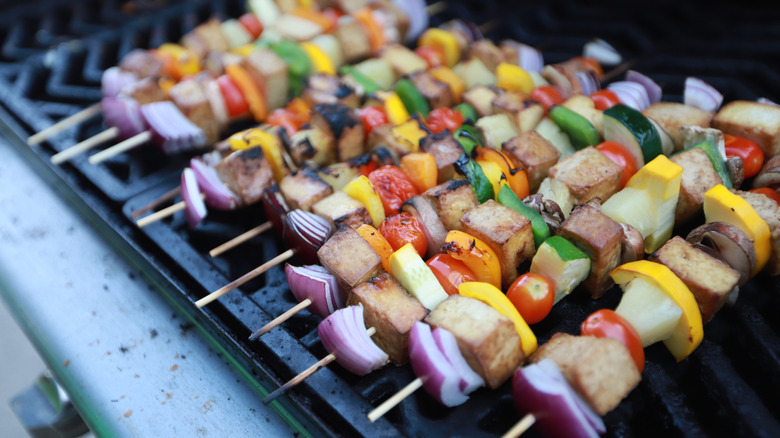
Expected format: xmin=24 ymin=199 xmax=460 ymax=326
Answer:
xmin=736 ymin=189 xmax=780 ymax=276
xmin=409 ymin=71 xmax=456 ymax=110
xmin=422 ymin=180 xmax=479 ymax=231
xmin=557 ymin=203 xmax=623 ymax=298
xmin=492 ymin=91 xmax=545 ymax=133
xmin=461 ymin=200 xmax=535 ymax=288
xmin=311 ymin=103 xmax=365 ymax=161
xmin=347 ymin=273 xmax=428 ymax=364
xmin=243 ymin=48 xmax=289 ymax=111
xmin=469 ymin=39 xmax=505 ymax=72
xmin=530 ymin=333 xmax=640 ymax=416
xmin=649 ymin=237 xmax=739 ymax=323
xmin=462 ymin=85 xmax=498 ymax=118
xmin=425 ymin=295 xmax=524 ymax=389
xmin=503 ymin=130 xmax=562 ymax=193
xmin=119 ymin=49 xmax=164 ymax=78
xmin=317 ymin=162 xmax=361 ymax=191
xmin=381 ymin=44 xmax=428 ymax=77
xmin=367 ymin=122 xmax=424 ymax=157
xmin=318 ymin=225 xmax=384 ymax=291
xmin=302 ymin=74 xmax=360 ymax=109
xmin=121 ymin=77 xmax=165 ymax=105
xmin=168 ymin=80 xmax=221 ymax=145
xmin=421 ymin=131 xmax=465 ymax=183
xmin=643 ymin=102 xmax=713 ymax=152
xmin=548 ymin=146 xmax=622 ymax=204
xmin=712 ymin=100 xmax=780 ymax=157
xmin=215 ymin=147 xmax=274 ymax=206
xmin=670 ymin=147 xmax=723 ymax=224
xmin=279 ymin=170 xmax=334 ymax=211
xmin=288 ymin=126 xmax=336 ymax=168
xmin=312 ymin=191 xmax=372 ymax=229
xmin=334 ymin=16 xmax=371 ymax=63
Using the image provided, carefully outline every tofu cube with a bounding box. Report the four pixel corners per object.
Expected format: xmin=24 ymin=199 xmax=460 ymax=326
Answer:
xmin=670 ymin=147 xmax=723 ymax=224
xmin=409 ymin=71 xmax=456 ymax=110
xmin=310 ymin=103 xmax=365 ymax=161
xmin=502 ymin=130 xmax=562 ymax=192
xmin=468 ymin=39 xmax=505 ymax=72
xmin=288 ymin=126 xmax=336 ymax=168
xmin=421 ymin=131 xmax=465 ymax=183
xmin=492 ymin=91 xmax=545 ymax=133
xmin=215 ymin=147 xmax=274 ymax=206
xmin=333 ymin=16 xmax=371 ymax=63
xmin=462 ymin=85 xmax=498 ymax=118
xmin=279 ymin=170 xmax=334 ymax=211
xmin=381 ymin=44 xmax=428 ymax=77
xmin=548 ymin=146 xmax=622 ymax=204
xmin=318 ymin=225 xmax=384 ymax=292
xmin=643 ymin=102 xmax=713 ymax=152
xmin=421 ymin=180 xmax=479 ymax=231
xmin=712 ymin=100 xmax=780 ymax=157
xmin=302 ymin=74 xmax=360 ymax=109
xmin=243 ymin=48 xmax=289 ymax=111
xmin=312 ymin=191 xmax=372 ymax=229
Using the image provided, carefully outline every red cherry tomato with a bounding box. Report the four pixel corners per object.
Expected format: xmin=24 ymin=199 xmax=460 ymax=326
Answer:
xmin=506 ymin=273 xmax=555 ymax=325
xmin=379 ymin=213 xmax=428 ymax=256
xmin=238 ymin=13 xmax=264 ymax=40
xmin=749 ymin=187 xmax=780 ymax=205
xmin=357 ymin=105 xmax=389 ymax=137
xmin=596 ymin=141 xmax=639 ymax=187
xmin=368 ymin=165 xmax=419 ymax=217
xmin=415 ymin=45 xmax=446 ymax=69
xmin=531 ymin=85 xmax=564 ymax=112
xmin=217 ymin=75 xmax=249 ymax=117
xmin=426 ymin=254 xmax=478 ymax=296
xmin=724 ymin=134 xmax=764 ymax=179
xmin=581 ymin=309 xmax=645 ymax=373
xmin=267 ymin=109 xmax=306 ymax=137
xmin=426 ymin=107 xmax=465 ymax=134
xmin=590 ymin=89 xmax=621 ymax=111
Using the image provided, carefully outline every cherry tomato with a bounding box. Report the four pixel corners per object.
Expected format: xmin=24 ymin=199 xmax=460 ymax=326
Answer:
xmin=581 ymin=309 xmax=645 ymax=373
xmin=749 ymin=187 xmax=780 ymax=205
xmin=368 ymin=165 xmax=419 ymax=217
xmin=724 ymin=134 xmax=764 ymax=179
xmin=357 ymin=105 xmax=389 ymax=137
xmin=267 ymin=109 xmax=306 ymax=137
xmin=379 ymin=213 xmax=427 ymax=256
xmin=506 ymin=273 xmax=555 ymax=325
xmin=426 ymin=254 xmax=477 ymax=296
xmin=415 ymin=45 xmax=446 ymax=69
xmin=531 ymin=85 xmax=564 ymax=112
xmin=596 ymin=141 xmax=639 ymax=187
xmin=426 ymin=107 xmax=465 ymax=134
xmin=238 ymin=13 xmax=264 ymax=40
xmin=590 ymin=89 xmax=621 ymax=111
xmin=217 ymin=75 xmax=249 ymax=117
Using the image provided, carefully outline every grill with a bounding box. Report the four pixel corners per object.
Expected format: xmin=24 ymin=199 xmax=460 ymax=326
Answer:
xmin=1 ymin=0 xmax=779 ymax=436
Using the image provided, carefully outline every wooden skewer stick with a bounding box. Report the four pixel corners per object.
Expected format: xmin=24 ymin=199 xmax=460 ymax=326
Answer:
xmin=600 ymin=58 xmax=637 ymax=83
xmin=479 ymin=20 xmax=499 ymax=35
xmin=249 ymin=298 xmax=312 ymax=341
xmin=209 ymin=221 xmax=273 ymax=258
xmin=367 ymin=377 xmax=424 ymax=423
xmin=263 ymin=327 xmax=377 ymax=404
xmin=88 ymin=130 xmax=152 ymax=165
xmin=50 ymin=127 xmax=119 ymax=165
xmin=27 ymin=103 xmax=102 ymax=146
xmin=196 ymin=248 xmax=296 ymax=308
xmin=501 ymin=414 xmax=536 ymax=438
xmin=130 ymin=186 xmax=182 ymax=219
xmin=135 ymin=193 xmax=205 ymax=228
xmin=425 ymin=0 xmax=447 ymax=16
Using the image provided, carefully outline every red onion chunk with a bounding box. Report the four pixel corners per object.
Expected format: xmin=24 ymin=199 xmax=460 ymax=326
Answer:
xmin=395 ymin=0 xmax=428 ymax=43
xmin=513 ymin=359 xmax=605 ymax=438
xmin=101 ymin=66 xmax=138 ymax=98
xmin=140 ymin=101 xmax=207 ymax=155
xmin=181 ymin=168 xmax=207 ymax=229
xmin=583 ymin=38 xmax=622 ymax=66
xmin=285 ymin=264 xmax=344 ymax=318
xmin=318 ymin=305 xmax=388 ymax=375
xmin=517 ymin=43 xmax=544 ymax=73
xmin=284 ymin=210 xmax=334 ymax=264
xmin=262 ymin=186 xmax=290 ymax=235
xmin=626 ymin=70 xmax=662 ymax=104
xmin=189 ymin=158 xmax=240 ymax=211
xmin=684 ymin=77 xmax=723 ymax=112
xmin=432 ymin=327 xmax=484 ymax=394
xmin=409 ymin=322 xmax=469 ymax=407
xmin=575 ymin=70 xmax=600 ymax=97
xmin=101 ymin=96 xmax=146 ymax=140
xmin=608 ymin=81 xmax=650 ymax=111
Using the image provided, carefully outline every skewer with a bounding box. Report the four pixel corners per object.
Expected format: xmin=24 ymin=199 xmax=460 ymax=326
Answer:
xmin=209 ymin=221 xmax=273 ymax=257
xmin=27 ymin=103 xmax=101 ymax=146
xmin=249 ymin=298 xmax=312 ymax=340
xmin=263 ymin=327 xmax=377 ymax=404
xmin=136 ymin=192 xmax=205 ymax=227
xmin=425 ymin=1 xmax=447 ymax=16
xmin=367 ymin=378 xmax=424 ymax=422
xmin=130 ymin=186 xmax=182 ymax=219
xmin=88 ymin=130 xmax=152 ymax=165
xmin=501 ymin=414 xmax=536 ymax=438
xmin=50 ymin=126 xmax=119 ymax=165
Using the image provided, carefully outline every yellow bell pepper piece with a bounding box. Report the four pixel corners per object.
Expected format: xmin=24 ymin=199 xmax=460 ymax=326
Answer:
xmin=231 ymin=44 xmax=256 ymax=57
xmin=430 ymin=66 xmax=465 ymax=103
xmin=703 ymin=184 xmax=771 ymax=276
xmin=157 ymin=43 xmax=201 ymax=80
xmin=496 ymin=62 xmax=534 ymax=93
xmin=627 ymin=154 xmax=683 ymax=199
xmin=343 ymin=175 xmax=386 ymax=227
xmin=374 ymin=91 xmax=410 ymax=126
xmin=391 ymin=119 xmax=428 ymax=154
xmin=299 ymin=42 xmax=336 ymax=76
xmin=459 ymin=282 xmax=537 ymax=357
xmin=611 ymin=260 xmax=703 ymax=362
xmin=228 ymin=128 xmax=288 ymax=183
xmin=418 ymin=28 xmax=460 ymax=68
xmin=444 ymin=230 xmax=502 ymax=289
xmin=475 ymin=160 xmax=504 ymax=200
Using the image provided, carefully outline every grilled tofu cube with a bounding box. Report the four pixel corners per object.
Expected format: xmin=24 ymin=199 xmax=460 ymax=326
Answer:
xmin=243 ymin=48 xmax=289 ymax=111
xmin=643 ymin=102 xmax=713 ymax=152
xmin=381 ymin=44 xmax=428 ymax=77
xmin=422 ymin=180 xmax=479 ymax=231
xmin=557 ymin=203 xmax=623 ymax=298
xmin=713 ymin=100 xmax=780 ymax=157
xmin=476 ymin=114 xmax=519 ymax=150
xmin=302 ymin=74 xmax=360 ymax=109
xmin=273 ymin=14 xmax=324 ymax=42
xmin=311 ymin=103 xmax=365 ymax=161
xmin=503 ymin=130 xmax=562 ymax=193
xmin=318 ymin=225 xmax=384 ymax=291
xmin=279 ymin=170 xmax=334 ymax=211
xmin=649 ymin=237 xmax=739 ymax=323
xmin=462 ymin=85 xmax=499 ymax=118
xmin=347 ymin=273 xmax=427 ymax=364
xmin=670 ymin=147 xmax=723 ymax=224
xmin=312 ymin=191 xmax=372 ymax=229
xmin=317 ymin=162 xmax=361 ymax=191
xmin=168 ymin=80 xmax=221 ymax=145
xmin=182 ymin=19 xmax=230 ymax=59
xmin=469 ymin=39 xmax=505 ymax=72
xmin=119 ymin=49 xmax=164 ymax=79
xmin=530 ymin=333 xmax=640 ymax=416
xmin=121 ymin=77 xmax=165 ymax=105
xmin=736 ymin=189 xmax=780 ymax=276
xmin=461 ymin=200 xmax=535 ymax=288
xmin=425 ymin=295 xmax=524 ymax=389
xmin=334 ymin=16 xmax=372 ymax=63
xmin=409 ymin=71 xmax=456 ymax=110
xmin=367 ymin=121 xmax=426 ymax=157
xmin=421 ymin=131 xmax=465 ymax=183
xmin=548 ymin=146 xmax=622 ymax=204
xmin=215 ymin=147 xmax=274 ymax=206
xmin=492 ymin=91 xmax=545 ymax=133
xmin=289 ymin=126 xmax=336 ymax=167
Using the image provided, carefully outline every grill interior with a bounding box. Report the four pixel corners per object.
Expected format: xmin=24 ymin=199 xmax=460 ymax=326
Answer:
xmin=1 ymin=0 xmax=779 ymax=436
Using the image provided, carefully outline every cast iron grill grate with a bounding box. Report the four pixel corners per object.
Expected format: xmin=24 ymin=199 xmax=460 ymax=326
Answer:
xmin=1 ymin=0 xmax=779 ymax=436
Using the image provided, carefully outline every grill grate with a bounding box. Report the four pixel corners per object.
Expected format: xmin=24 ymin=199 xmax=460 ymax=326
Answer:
xmin=1 ymin=0 xmax=780 ymax=436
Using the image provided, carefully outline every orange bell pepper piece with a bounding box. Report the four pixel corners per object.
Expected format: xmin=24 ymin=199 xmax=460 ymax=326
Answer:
xmin=225 ymin=63 xmax=267 ymax=122
xmin=354 ymin=8 xmax=385 ymax=53
xmin=444 ymin=230 xmax=502 ymax=289
xmin=291 ymin=7 xmax=336 ymax=33
xmin=356 ymin=224 xmax=394 ymax=272
xmin=400 ymin=152 xmax=438 ymax=193
xmin=476 ymin=147 xmax=530 ymax=199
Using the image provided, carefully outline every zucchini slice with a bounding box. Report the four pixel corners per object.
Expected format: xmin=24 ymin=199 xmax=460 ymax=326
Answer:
xmin=603 ymin=104 xmax=662 ymax=167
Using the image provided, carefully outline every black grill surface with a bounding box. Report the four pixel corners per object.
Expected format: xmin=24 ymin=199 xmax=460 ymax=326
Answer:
xmin=2 ymin=0 xmax=780 ymax=437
